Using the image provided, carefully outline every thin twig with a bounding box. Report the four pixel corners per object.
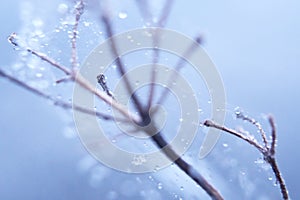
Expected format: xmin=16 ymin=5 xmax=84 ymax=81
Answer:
xmin=144 ymin=126 xmax=224 ymax=200
xmin=8 ymin=33 xmax=72 ymax=75
xmin=71 ymin=0 xmax=84 ymax=70
xmin=236 ymin=110 xmax=268 ymax=149
xmin=134 ymin=0 xmax=151 ymax=25
xmin=155 ymin=35 xmax=202 ymax=107
xmin=0 ymin=69 xmax=130 ymax=122
xmin=100 ymin=5 xmax=223 ymax=199
xmin=146 ymin=0 xmax=174 ymax=111
xmin=101 ymin=14 xmax=145 ymax=117
xmin=156 ymin=0 xmax=174 ymax=28
xmin=204 ymin=120 xmax=265 ymax=153
xmin=6 ymin=3 xmax=224 ymax=199
xmin=269 ymin=116 xmax=276 ymax=156
xmin=8 ymin=33 xmax=141 ymax=123
xmin=203 ymin=117 xmax=289 ymax=200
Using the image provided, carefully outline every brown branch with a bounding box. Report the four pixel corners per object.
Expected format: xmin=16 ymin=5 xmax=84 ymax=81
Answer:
xmin=7 ymin=3 xmax=224 ymax=199
xmin=7 ymin=32 xmax=141 ymax=123
xmin=269 ymin=116 xmax=276 ymax=156
xmin=156 ymin=0 xmax=174 ymax=28
xmin=0 ymin=69 xmax=130 ymax=122
xmin=101 ymin=14 xmax=145 ymax=118
xmin=204 ymin=120 xmax=265 ymax=153
xmin=155 ymin=35 xmax=202 ymax=107
xmin=145 ymin=127 xmax=224 ymax=200
xmin=8 ymin=33 xmax=72 ymax=76
xmin=70 ymin=0 xmax=84 ymax=70
xmin=235 ymin=110 xmax=268 ymax=149
xmin=146 ymin=0 xmax=175 ymax=111
xmin=100 ymin=5 xmax=223 ymax=199
xmin=204 ymin=116 xmax=289 ymax=200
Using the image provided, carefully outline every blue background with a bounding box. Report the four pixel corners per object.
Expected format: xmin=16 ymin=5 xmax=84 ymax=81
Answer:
xmin=1 ymin=0 xmax=299 ymax=199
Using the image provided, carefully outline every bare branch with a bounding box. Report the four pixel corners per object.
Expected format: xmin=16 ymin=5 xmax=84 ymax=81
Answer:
xmin=235 ymin=110 xmax=268 ymax=149
xmin=0 ymin=69 xmax=130 ymax=122
xmin=145 ymin=128 xmax=224 ymax=200
xmin=8 ymin=33 xmax=72 ymax=75
xmin=135 ymin=0 xmax=151 ymax=24
xmin=268 ymin=157 xmax=289 ymax=200
xmin=155 ymin=35 xmax=202 ymax=107
xmin=71 ymin=0 xmax=84 ymax=70
xmin=204 ymin=120 xmax=265 ymax=153
xmin=101 ymin=14 xmax=145 ymax=116
xmin=204 ymin=117 xmax=289 ymax=200
xmin=146 ymin=0 xmax=175 ymax=110
xmin=8 ymin=33 xmax=141 ymax=123
xmin=157 ymin=0 xmax=174 ymax=27
xmin=268 ymin=115 xmax=276 ymax=156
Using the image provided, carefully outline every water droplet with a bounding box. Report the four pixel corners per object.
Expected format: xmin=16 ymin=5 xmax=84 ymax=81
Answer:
xmin=157 ymin=182 xmax=163 ymax=190
xmin=32 ymin=18 xmax=44 ymax=28
xmin=179 ymin=118 xmax=183 ymax=122
xmin=223 ymin=143 xmax=228 ymax=148
xmin=148 ymin=175 xmax=154 ymax=181
xmin=131 ymin=155 xmax=146 ymax=166
xmin=83 ymin=21 xmax=91 ymax=27
xmin=118 ymin=11 xmax=128 ymax=19
xmin=35 ymin=73 xmax=43 ymax=78
xmin=180 ymin=186 xmax=184 ymax=191
xmin=57 ymin=3 xmax=69 ymax=14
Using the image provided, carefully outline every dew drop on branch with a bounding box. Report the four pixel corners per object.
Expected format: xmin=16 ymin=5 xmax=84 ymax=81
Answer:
xmin=118 ymin=11 xmax=128 ymax=19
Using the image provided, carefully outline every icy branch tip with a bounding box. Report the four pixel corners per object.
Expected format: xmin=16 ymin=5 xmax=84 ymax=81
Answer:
xmin=203 ymin=120 xmax=214 ymax=127
xmin=8 ymin=32 xmax=17 ymax=47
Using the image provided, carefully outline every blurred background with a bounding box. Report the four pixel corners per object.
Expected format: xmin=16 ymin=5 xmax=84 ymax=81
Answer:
xmin=1 ymin=0 xmax=299 ymax=199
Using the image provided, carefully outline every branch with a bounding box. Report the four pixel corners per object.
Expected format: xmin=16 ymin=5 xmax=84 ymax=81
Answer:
xmin=235 ymin=109 xmax=268 ymax=149
xmin=155 ymin=35 xmax=202 ymax=107
xmin=0 ymin=69 xmax=130 ymax=122
xmin=145 ymin=0 xmax=175 ymax=110
xmin=145 ymin=127 xmax=224 ymax=200
xmin=6 ymin=3 xmax=224 ymax=198
xmin=204 ymin=115 xmax=289 ymax=200
xmin=101 ymin=13 xmax=145 ymax=117
xmin=204 ymin=120 xmax=265 ymax=153
xmin=8 ymin=33 xmax=71 ymax=75
xmin=100 ymin=5 xmax=223 ymax=199
xmin=70 ymin=0 xmax=84 ymax=70
xmin=7 ymin=33 xmax=140 ymax=123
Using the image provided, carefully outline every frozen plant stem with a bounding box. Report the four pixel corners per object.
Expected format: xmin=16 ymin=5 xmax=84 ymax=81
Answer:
xmin=70 ymin=0 xmax=84 ymax=70
xmin=7 ymin=33 xmax=140 ymax=123
xmin=6 ymin=10 xmax=224 ymax=200
xmin=100 ymin=3 xmax=223 ymax=199
xmin=204 ymin=115 xmax=289 ymax=200
xmin=0 ymin=69 xmax=131 ymax=122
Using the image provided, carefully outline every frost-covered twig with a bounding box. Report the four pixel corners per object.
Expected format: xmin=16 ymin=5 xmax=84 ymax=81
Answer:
xmin=204 ymin=114 xmax=289 ymax=200
xmin=155 ymin=35 xmax=202 ymax=107
xmin=235 ymin=109 xmax=268 ymax=148
xmin=143 ymin=0 xmax=174 ymax=110
xmin=8 ymin=33 xmax=71 ymax=75
xmin=70 ymin=0 xmax=84 ymax=70
xmin=0 ymin=69 xmax=130 ymax=122
xmin=7 ymin=32 xmax=140 ymax=123
xmin=101 ymin=13 xmax=145 ymax=117
xmin=100 ymin=3 xmax=223 ymax=199
xmin=5 ymin=1 xmax=224 ymax=199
